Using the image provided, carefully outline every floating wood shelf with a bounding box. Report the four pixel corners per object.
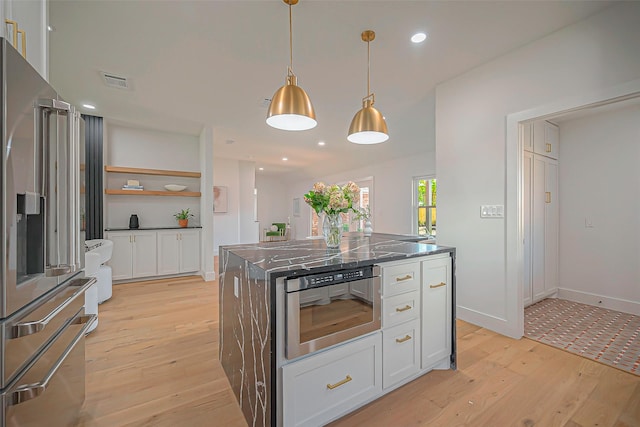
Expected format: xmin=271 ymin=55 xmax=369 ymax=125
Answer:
xmin=105 ymin=189 xmax=201 ymax=197
xmin=104 ymin=166 xmax=201 ymax=178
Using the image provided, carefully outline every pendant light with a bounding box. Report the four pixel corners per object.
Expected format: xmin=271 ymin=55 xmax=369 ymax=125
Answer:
xmin=266 ymin=0 xmax=317 ymax=131
xmin=348 ymin=30 xmax=389 ymax=144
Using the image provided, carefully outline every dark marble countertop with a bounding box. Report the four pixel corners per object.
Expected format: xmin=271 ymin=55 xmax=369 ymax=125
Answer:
xmin=104 ymin=226 xmax=202 ymax=231
xmin=221 ymin=232 xmax=454 ymax=279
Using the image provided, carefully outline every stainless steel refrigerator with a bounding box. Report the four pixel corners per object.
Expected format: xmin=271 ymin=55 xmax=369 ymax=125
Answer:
xmin=0 ymin=38 xmax=96 ymax=426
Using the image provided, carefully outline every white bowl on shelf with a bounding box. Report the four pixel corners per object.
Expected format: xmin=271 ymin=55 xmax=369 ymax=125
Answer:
xmin=164 ymin=184 xmax=187 ymax=192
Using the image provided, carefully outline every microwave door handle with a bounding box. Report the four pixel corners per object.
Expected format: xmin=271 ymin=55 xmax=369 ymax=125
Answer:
xmin=8 ymin=314 xmax=97 ymax=406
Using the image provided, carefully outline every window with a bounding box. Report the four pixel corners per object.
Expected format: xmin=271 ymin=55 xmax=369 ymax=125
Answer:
xmin=310 ymin=178 xmax=373 ymax=236
xmin=413 ymin=176 xmax=436 ymax=237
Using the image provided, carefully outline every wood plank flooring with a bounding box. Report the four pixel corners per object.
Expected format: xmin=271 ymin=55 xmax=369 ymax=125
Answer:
xmin=78 ymin=275 xmax=640 ymax=427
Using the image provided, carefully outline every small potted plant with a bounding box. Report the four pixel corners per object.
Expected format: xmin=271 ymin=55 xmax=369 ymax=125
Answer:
xmin=174 ymin=208 xmax=194 ymax=228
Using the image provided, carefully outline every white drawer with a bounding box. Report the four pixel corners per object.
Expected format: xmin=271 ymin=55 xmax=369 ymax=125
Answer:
xmin=282 ymin=333 xmax=382 ymax=427
xmin=382 ymin=291 xmax=420 ymax=328
xmin=382 ymin=319 xmax=421 ymax=389
xmin=381 ymin=261 xmax=420 ymax=297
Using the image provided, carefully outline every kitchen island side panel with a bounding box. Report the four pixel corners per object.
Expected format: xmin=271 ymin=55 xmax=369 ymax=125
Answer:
xmin=219 ymin=249 xmax=272 ymax=427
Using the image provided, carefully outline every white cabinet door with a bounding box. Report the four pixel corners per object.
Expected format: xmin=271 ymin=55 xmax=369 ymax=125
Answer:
xmin=382 ymin=319 xmax=420 ymax=389
xmin=531 ymin=155 xmax=559 ymax=303
xmin=421 ymin=256 xmax=452 ymax=370
xmin=107 ymin=232 xmax=133 ymax=281
xmin=381 ymin=261 xmax=420 ymax=297
xmin=132 ymin=232 xmax=157 ymax=278
xmin=532 ymin=155 xmax=547 ymax=301
xmin=533 ymin=120 xmax=559 ymax=159
xmin=157 ymin=231 xmax=180 ymax=276
xmin=544 ymin=159 xmax=559 ymax=296
xmin=382 ymin=291 xmax=420 ymax=329
xmin=179 ymin=229 xmax=200 ymax=273
xmin=3 ymin=0 xmax=48 ymax=79
xmin=282 ymin=333 xmax=382 ymax=427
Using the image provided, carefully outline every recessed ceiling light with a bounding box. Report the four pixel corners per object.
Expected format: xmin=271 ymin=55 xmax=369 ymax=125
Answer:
xmin=318 ymin=141 xmax=325 ymax=146
xmin=282 ymin=157 xmax=288 ymax=161
xmin=411 ymin=32 xmax=427 ymax=43
xmin=82 ymin=104 xmax=96 ymax=110
xmin=259 ymin=167 xmax=264 ymax=171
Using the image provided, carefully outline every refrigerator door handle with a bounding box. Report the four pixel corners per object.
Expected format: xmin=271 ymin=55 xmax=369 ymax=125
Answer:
xmin=10 ymin=277 xmax=96 ymax=339
xmin=8 ymin=314 xmax=97 ymax=406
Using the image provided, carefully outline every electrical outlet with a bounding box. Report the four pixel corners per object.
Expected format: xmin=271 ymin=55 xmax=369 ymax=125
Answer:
xmin=480 ymin=205 xmax=504 ymax=218
xmin=234 ymin=276 xmax=239 ymax=298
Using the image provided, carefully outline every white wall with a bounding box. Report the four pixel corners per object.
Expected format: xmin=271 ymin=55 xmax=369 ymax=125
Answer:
xmin=104 ymin=124 xmax=201 ymax=229
xmin=256 ymin=174 xmax=289 ymax=236
xmin=213 ymin=157 xmax=258 ymax=252
xmin=558 ymin=104 xmax=640 ymax=314
xmin=282 ymin=151 xmax=435 ymax=240
xmin=435 ymin=2 xmax=640 ymax=337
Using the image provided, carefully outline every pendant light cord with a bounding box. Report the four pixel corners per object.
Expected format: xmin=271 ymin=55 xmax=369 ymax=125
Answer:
xmin=367 ymin=39 xmax=371 ymax=97
xmin=289 ymin=2 xmax=293 ymax=73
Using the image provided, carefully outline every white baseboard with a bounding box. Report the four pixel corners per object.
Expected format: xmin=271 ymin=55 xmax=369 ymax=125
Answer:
xmin=557 ymin=288 xmax=640 ymax=316
xmin=456 ymin=306 xmax=521 ymax=339
xmin=201 ymin=270 xmax=216 ymax=282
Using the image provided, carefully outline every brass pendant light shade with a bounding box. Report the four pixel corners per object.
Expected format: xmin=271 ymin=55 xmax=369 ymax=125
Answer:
xmin=266 ymin=0 xmax=317 ymax=131
xmin=348 ymin=30 xmax=389 ymax=144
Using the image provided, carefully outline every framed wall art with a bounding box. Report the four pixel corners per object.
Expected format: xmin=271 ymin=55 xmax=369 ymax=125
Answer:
xmin=213 ymin=186 xmax=228 ymax=213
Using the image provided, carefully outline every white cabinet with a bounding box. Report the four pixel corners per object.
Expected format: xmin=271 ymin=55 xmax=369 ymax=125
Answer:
xmin=105 ymin=231 xmax=157 ymax=281
xmin=532 ymin=120 xmax=559 ymax=159
xmin=523 ymin=150 xmax=559 ymax=306
xmin=382 ymin=319 xmax=420 ymax=389
xmin=157 ymin=229 xmax=201 ymax=275
xmin=382 ymin=291 xmax=420 ymax=328
xmin=2 ymin=0 xmax=48 ymax=79
xmin=282 ymin=333 xmax=382 ymax=427
xmin=421 ymin=255 xmax=452 ymax=370
xmin=381 ymin=260 xmax=420 ymax=297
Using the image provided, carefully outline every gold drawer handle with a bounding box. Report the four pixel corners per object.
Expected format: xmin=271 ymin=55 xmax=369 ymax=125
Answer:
xmin=396 ymin=335 xmax=412 ymax=343
xmin=430 ymin=282 xmax=446 ymax=289
xmin=395 ymin=274 xmax=412 ymax=282
xmin=545 ymin=192 xmax=551 ymax=204
xmin=327 ymin=375 xmax=352 ymax=390
xmin=546 ymin=143 xmax=552 ymax=153
xmin=396 ymin=305 xmax=412 ymax=313
xmin=17 ymin=29 xmax=26 ymax=58
xmin=5 ymin=19 xmax=18 ymax=48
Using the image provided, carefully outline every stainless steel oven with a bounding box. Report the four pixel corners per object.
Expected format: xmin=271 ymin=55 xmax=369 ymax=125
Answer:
xmin=285 ymin=265 xmax=381 ymax=359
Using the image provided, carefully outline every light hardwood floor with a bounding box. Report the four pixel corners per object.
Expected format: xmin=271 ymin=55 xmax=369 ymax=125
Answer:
xmin=79 ymin=275 xmax=640 ymax=427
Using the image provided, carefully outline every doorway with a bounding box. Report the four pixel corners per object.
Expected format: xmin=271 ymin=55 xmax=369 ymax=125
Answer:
xmin=505 ymin=79 xmax=640 ymax=338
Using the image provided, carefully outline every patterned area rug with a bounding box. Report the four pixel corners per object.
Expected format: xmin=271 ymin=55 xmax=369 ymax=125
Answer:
xmin=524 ymin=298 xmax=640 ymax=376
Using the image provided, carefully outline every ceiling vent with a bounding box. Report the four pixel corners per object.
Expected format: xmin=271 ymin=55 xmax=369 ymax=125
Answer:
xmin=101 ymin=72 xmax=130 ymax=90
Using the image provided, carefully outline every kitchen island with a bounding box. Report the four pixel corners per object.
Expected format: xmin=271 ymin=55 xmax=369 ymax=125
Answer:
xmin=219 ymin=233 xmax=456 ymax=427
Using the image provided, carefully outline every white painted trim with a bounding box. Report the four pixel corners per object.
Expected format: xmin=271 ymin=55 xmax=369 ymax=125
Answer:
xmin=556 ymin=288 xmax=640 ymax=316
xmin=202 ymin=270 xmax=216 ymax=282
xmin=506 ymin=78 xmax=640 ymax=338
xmin=456 ymin=306 xmax=520 ymax=339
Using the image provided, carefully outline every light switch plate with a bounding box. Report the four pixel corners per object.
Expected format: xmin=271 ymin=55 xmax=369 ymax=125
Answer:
xmin=234 ymin=276 xmax=239 ymax=298
xmin=480 ymin=205 xmax=504 ymax=218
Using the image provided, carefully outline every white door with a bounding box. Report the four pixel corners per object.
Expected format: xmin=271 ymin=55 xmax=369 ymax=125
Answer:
xmin=157 ymin=231 xmax=180 ymax=276
xmin=107 ymin=232 xmax=133 ymax=281
xmin=179 ymin=229 xmax=201 ymax=273
xmin=544 ymin=159 xmax=559 ymax=295
xmin=532 ymin=155 xmax=547 ymax=301
xmin=132 ymin=232 xmax=157 ymax=278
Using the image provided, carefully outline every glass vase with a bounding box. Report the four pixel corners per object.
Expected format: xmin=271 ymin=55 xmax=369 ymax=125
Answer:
xmin=322 ymin=213 xmax=343 ymax=248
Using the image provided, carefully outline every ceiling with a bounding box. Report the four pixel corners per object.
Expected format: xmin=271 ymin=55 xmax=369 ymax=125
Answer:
xmin=48 ymin=0 xmax=613 ymax=178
